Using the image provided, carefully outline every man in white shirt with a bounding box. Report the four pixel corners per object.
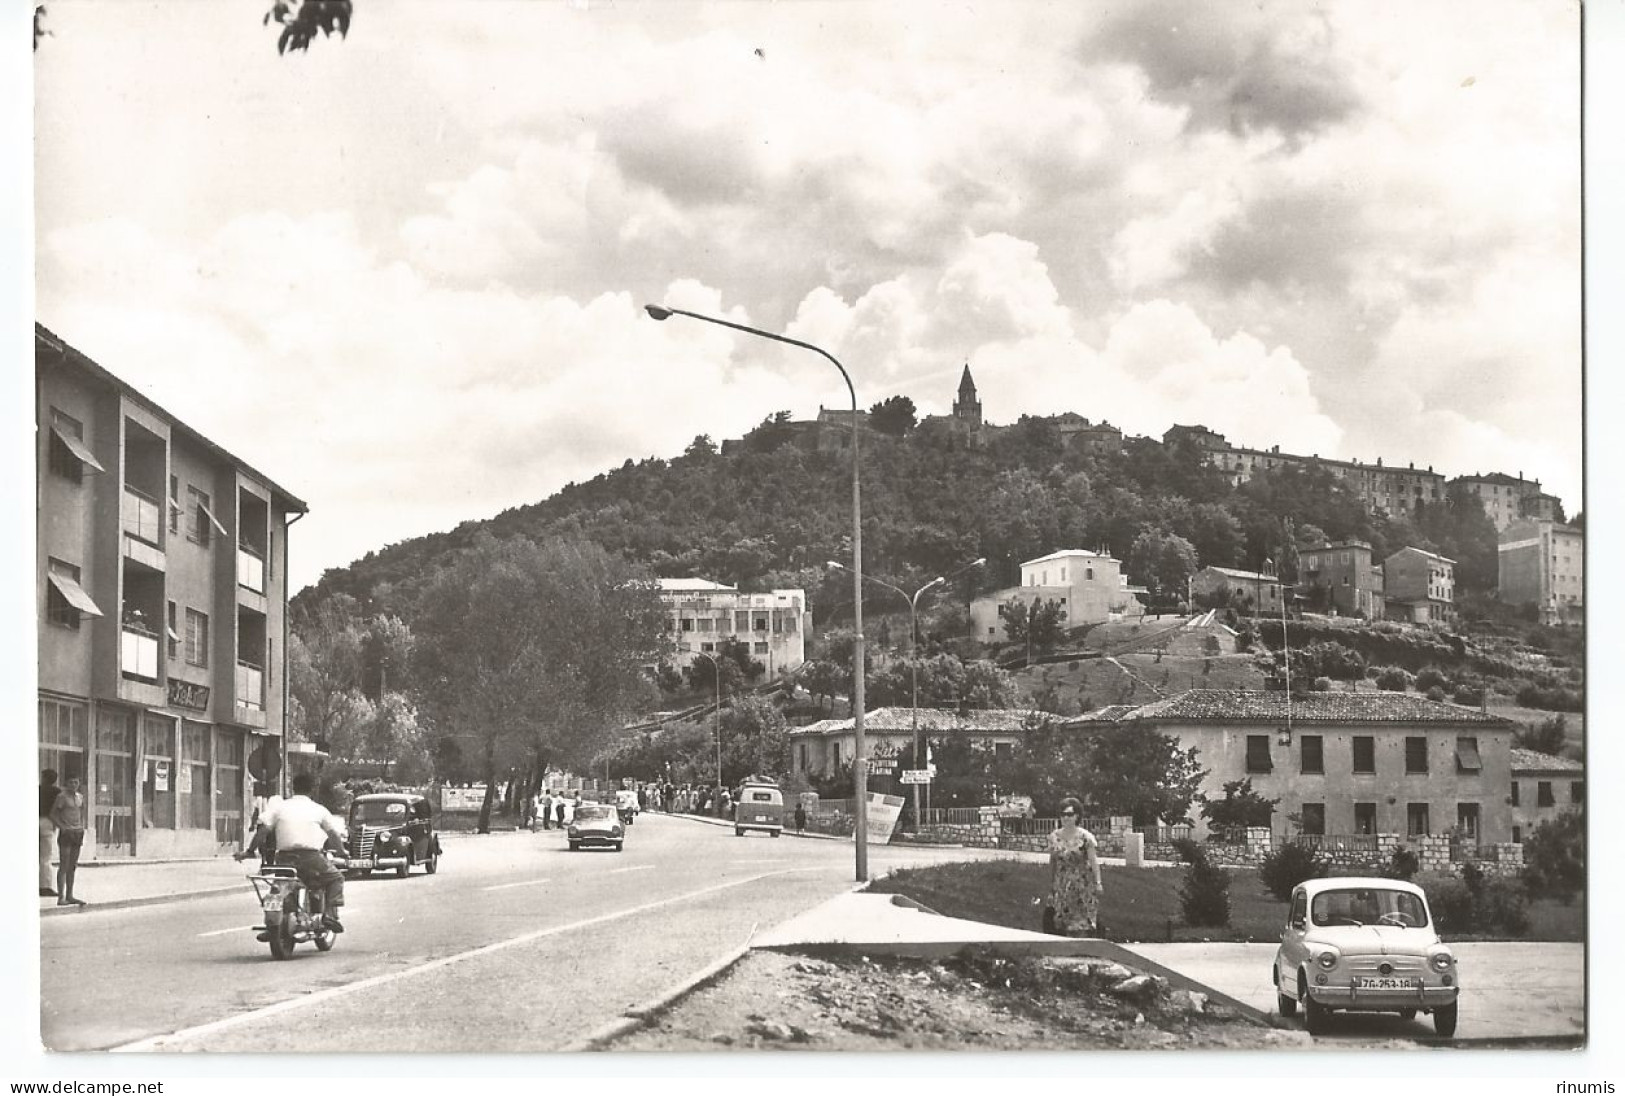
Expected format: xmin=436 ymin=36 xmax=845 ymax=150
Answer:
xmin=236 ymin=771 xmax=347 ymax=931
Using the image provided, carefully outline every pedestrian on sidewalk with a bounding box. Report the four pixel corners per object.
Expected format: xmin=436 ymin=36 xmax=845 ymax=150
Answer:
xmin=553 ymin=796 xmax=566 ymax=829
xmin=39 ymin=768 xmax=60 ymax=897
xmin=539 ymin=790 xmax=553 ymax=830
xmin=51 ymin=775 xmax=88 ymax=906
xmin=793 ymin=801 xmax=807 ymax=834
xmin=1045 ymin=797 xmax=1101 ymax=936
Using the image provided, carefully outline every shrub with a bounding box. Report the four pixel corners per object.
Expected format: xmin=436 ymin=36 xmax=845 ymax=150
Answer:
xmin=1374 ymin=666 xmax=1412 ymax=692
xmin=1259 ymin=841 xmax=1327 ymax=902
xmin=1515 ymin=682 xmax=1584 ymax=712
xmin=1475 ymin=876 xmax=1531 ymax=936
xmin=1522 ymin=810 xmax=1584 ymax=902
xmin=1173 ymin=838 xmax=1232 ymax=928
xmin=1200 ymin=778 xmax=1278 ymax=830
xmin=1452 ymin=682 xmax=1485 ymax=706
xmin=1424 ymin=685 xmax=1446 ymax=702
xmin=1414 ymin=666 xmax=1449 ymax=693
xmin=1419 ymin=872 xmax=1473 ymax=933
xmin=1385 ymin=846 xmax=1419 ymax=880
xmin=1311 ymin=676 xmax=1332 ymax=692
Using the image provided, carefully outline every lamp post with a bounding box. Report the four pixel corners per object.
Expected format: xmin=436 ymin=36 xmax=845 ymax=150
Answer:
xmin=693 ymin=650 xmax=725 ymax=793
xmin=829 ymin=557 xmax=983 ymax=831
xmin=1264 ymin=558 xmax=1293 ymax=741
xmin=645 ymin=304 xmax=869 ymax=880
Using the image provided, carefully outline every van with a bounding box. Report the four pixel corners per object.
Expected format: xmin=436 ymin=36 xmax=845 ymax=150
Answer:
xmin=734 ymin=782 xmax=784 ymax=837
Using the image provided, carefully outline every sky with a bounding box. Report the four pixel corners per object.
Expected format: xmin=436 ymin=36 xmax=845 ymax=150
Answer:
xmin=30 ymin=0 xmax=1584 ymax=594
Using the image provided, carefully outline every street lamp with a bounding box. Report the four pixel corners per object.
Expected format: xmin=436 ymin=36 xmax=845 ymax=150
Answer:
xmin=692 ymin=649 xmax=725 ymax=794
xmin=1264 ymin=558 xmax=1293 ymax=742
xmin=829 ymin=557 xmax=983 ymax=830
xmin=646 ymin=303 xmax=870 ymax=880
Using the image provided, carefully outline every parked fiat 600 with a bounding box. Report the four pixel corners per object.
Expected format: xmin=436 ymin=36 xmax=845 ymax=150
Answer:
xmin=1275 ymin=877 xmax=1459 ymax=1036
xmin=346 ymin=793 xmax=442 ymax=877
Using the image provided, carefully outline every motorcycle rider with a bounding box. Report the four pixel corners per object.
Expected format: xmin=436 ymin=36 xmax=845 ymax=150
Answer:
xmin=235 ymin=771 xmax=347 ymax=933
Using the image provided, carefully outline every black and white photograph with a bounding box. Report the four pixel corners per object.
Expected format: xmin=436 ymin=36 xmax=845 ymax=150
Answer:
xmin=10 ymin=0 xmax=1621 ymax=1083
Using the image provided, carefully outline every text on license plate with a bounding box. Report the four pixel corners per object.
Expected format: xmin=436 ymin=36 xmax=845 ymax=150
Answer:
xmin=1356 ymin=977 xmax=1417 ymax=990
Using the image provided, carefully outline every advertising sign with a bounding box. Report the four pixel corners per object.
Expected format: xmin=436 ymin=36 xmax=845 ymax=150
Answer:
xmin=867 ymin=757 xmax=897 ymax=775
xmin=440 ymin=786 xmax=488 ymax=812
xmin=863 ymin=791 xmax=905 ymax=844
xmin=899 ymin=769 xmax=932 ymax=784
xmin=152 ymin=759 xmax=170 ymax=792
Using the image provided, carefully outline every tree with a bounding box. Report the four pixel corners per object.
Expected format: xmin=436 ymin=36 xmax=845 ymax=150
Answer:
xmin=683 ymin=434 xmax=718 ymax=459
xmin=265 ymin=0 xmax=352 ymax=54
xmin=1521 ymin=809 xmax=1584 ymax=903
xmin=864 ymin=653 xmax=1017 ymax=709
xmin=998 ymin=598 xmax=1065 ymax=662
xmin=717 ymin=695 xmax=791 ymax=785
xmin=412 ymin=534 xmax=666 ymax=831
xmin=868 ymin=395 xmax=918 ymax=437
xmin=288 ymin=594 xmax=368 ymax=750
xmin=1200 ymin=778 xmax=1279 ymax=831
xmin=991 ymin=718 xmax=1206 ymax=823
xmin=1513 ymin=715 xmax=1567 ymax=757
xmin=1127 ymin=528 xmax=1198 ymax=601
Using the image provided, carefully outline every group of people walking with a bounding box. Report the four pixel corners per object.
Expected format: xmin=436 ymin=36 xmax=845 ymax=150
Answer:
xmin=38 ymin=768 xmax=87 ymax=906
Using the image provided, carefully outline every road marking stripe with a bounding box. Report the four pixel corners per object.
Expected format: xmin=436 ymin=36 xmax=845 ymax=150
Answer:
xmin=608 ymin=865 xmax=654 ymax=874
xmin=196 ymin=926 xmax=254 ymax=938
xmin=481 ymin=878 xmax=553 ymax=892
xmin=731 ymin=859 xmax=790 ymax=864
xmin=111 ymin=866 xmax=823 ymax=1052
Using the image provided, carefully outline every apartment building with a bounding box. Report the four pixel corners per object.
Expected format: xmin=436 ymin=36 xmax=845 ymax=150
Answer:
xmin=1450 ymin=472 xmax=1555 ymax=533
xmin=1297 ymin=541 xmax=1385 ymax=619
xmin=1383 ymin=546 xmax=1455 ymax=625
xmin=1068 ymin=690 xmax=1515 ymax=843
xmin=658 ymin=577 xmax=808 ymax=675
xmin=37 ymin=325 xmax=306 ymax=859
xmin=970 ymin=549 xmax=1146 ymax=641
xmin=1498 ymin=519 xmax=1584 ymax=626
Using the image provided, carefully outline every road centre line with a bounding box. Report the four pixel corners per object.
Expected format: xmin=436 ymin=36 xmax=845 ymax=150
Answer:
xmin=482 ymin=877 xmax=553 ymax=892
xmin=608 ymin=865 xmax=654 ymax=874
xmin=196 ymin=926 xmax=253 ymax=938
xmin=112 ymin=866 xmax=824 ymax=1052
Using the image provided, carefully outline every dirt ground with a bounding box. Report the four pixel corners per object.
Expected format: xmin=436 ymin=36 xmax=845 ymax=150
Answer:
xmin=610 ymin=948 xmax=1315 ymax=1052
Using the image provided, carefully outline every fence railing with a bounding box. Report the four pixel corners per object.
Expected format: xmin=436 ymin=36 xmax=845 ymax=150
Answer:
xmin=919 ymin=807 xmax=983 ymax=826
xmin=1001 ymin=815 xmax=1112 ymax=837
xmin=809 ymin=798 xmax=853 ymax=817
xmin=1135 ymin=823 xmax=1194 ymax=843
xmin=1294 ymin=833 xmax=1380 ymax=853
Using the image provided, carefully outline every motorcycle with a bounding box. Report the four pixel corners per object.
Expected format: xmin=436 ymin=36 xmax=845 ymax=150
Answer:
xmin=244 ymin=849 xmax=347 ymax=960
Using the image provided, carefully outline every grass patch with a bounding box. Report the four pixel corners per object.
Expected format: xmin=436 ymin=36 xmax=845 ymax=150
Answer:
xmin=869 ymin=860 xmax=1584 ymax=943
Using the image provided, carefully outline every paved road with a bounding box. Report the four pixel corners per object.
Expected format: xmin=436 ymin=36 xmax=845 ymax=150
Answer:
xmin=40 ymin=814 xmax=1024 ymax=1053
xmin=1125 ymin=941 xmax=1585 ymax=1044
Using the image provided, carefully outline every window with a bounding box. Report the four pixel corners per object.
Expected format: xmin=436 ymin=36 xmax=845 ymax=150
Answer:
xmin=1512 ymin=825 xmax=1523 ymax=844
xmin=753 ymin=641 xmax=769 ymax=655
xmin=1300 ymin=735 xmax=1323 ymax=774
xmin=1510 ymin=780 xmax=1520 ymax=807
xmin=185 ymin=608 xmax=210 ymax=667
xmin=1245 ymin=735 xmax=1272 ymax=773
xmin=1300 ymin=802 xmax=1325 ymax=835
xmin=1354 ymin=802 xmax=1377 ymax=835
xmin=1571 ymin=781 xmax=1584 ymax=805
xmin=166 ymin=602 xmax=180 ymax=658
xmin=1537 ymin=781 xmax=1554 ymax=807
xmin=187 ymin=486 xmax=213 ymax=546
xmin=46 ymin=558 xmax=94 ymax=629
xmin=169 ymin=475 xmax=181 ymax=534
xmin=1456 ymin=803 xmax=1479 ymax=841
xmin=832 ymin=742 xmax=842 ymax=768
xmin=1352 ymin=736 xmax=1375 ymax=774
xmin=680 ymin=618 xmax=694 ymax=632
xmin=48 ymin=408 xmax=103 ymax=482
xmin=1406 ymin=802 xmax=1430 ymax=836
xmin=1405 ymin=736 xmax=1428 ymax=775
xmin=1455 ymin=736 xmax=1482 ymax=773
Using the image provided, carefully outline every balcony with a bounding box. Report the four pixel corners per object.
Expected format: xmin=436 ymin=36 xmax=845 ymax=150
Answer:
xmin=237 ymin=543 xmax=266 ymax=594
xmin=235 ymin=660 xmax=264 ymax=711
xmin=121 ymin=624 xmax=160 ymax=681
xmin=122 ymin=485 xmax=163 ymax=545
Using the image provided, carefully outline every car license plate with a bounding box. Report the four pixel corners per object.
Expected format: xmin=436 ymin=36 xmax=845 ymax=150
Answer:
xmin=1356 ymin=977 xmax=1416 ymax=991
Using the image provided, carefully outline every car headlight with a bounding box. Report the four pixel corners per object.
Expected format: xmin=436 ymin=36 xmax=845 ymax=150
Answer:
xmin=1316 ymin=951 xmax=1339 ymax=970
xmin=612 ymin=825 xmax=623 ymax=835
xmin=567 ymin=826 xmax=579 ymax=836
xmin=396 ymin=834 xmax=412 ymax=847
xmin=1430 ymin=952 xmax=1454 ymax=972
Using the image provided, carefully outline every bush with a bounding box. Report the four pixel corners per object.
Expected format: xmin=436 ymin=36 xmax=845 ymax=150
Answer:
xmin=1259 ymin=841 xmax=1327 ymax=902
xmin=1311 ymin=676 xmax=1332 ymax=692
xmin=1522 ymin=810 xmax=1584 ymax=902
xmin=1173 ymin=838 xmax=1232 ymax=928
xmin=1515 ymin=682 xmax=1584 ymax=712
xmin=1475 ymin=876 xmax=1532 ymax=936
xmin=1424 ymin=685 xmax=1446 ymax=702
xmin=1200 ymin=778 xmax=1279 ymax=830
xmin=1385 ymin=845 xmax=1419 ymax=880
xmin=1452 ymin=682 xmax=1485 ymax=706
xmin=1414 ymin=666 xmax=1450 ymax=693
xmin=1419 ymin=873 xmax=1473 ymax=933
xmin=1373 ymin=666 xmax=1412 ymax=692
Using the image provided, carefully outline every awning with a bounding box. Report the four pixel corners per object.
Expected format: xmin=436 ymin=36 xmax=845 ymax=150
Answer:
xmin=1455 ymin=737 xmax=1483 ymax=772
xmin=51 ymin=426 xmax=105 ymax=473
xmin=48 ymin=572 xmax=105 ymax=617
xmin=167 ymin=625 xmax=181 ymax=642
xmin=197 ymin=500 xmax=229 ymax=537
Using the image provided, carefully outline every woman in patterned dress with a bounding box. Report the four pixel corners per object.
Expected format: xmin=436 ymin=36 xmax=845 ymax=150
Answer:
xmin=1048 ymin=796 xmax=1102 ymax=935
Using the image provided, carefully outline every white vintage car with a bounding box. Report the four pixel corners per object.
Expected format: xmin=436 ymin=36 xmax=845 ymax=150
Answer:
xmin=1274 ymin=876 xmax=1460 ymax=1037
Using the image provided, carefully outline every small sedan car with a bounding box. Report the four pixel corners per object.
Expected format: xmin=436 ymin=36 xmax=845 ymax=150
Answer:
xmin=346 ymin=793 xmax=441 ymax=877
xmin=566 ymin=803 xmax=625 ymax=852
xmin=1275 ymin=877 xmax=1459 ymax=1036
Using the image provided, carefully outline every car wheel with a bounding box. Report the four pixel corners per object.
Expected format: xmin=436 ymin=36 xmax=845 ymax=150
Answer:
xmin=396 ymin=859 xmax=410 ymax=878
xmin=735 ymin=827 xmax=745 ymax=836
xmin=1301 ymin=976 xmax=1329 ymax=1035
xmin=1398 ymin=1008 xmax=1417 ymax=1021
xmin=569 ymin=841 xmax=580 ymax=851
xmin=614 ymin=843 xmax=624 ymax=852
xmin=1433 ymin=1002 xmax=1458 ymax=1037
xmin=424 ymin=851 xmax=438 ymax=875
xmin=770 ymin=830 xmax=780 ymax=838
